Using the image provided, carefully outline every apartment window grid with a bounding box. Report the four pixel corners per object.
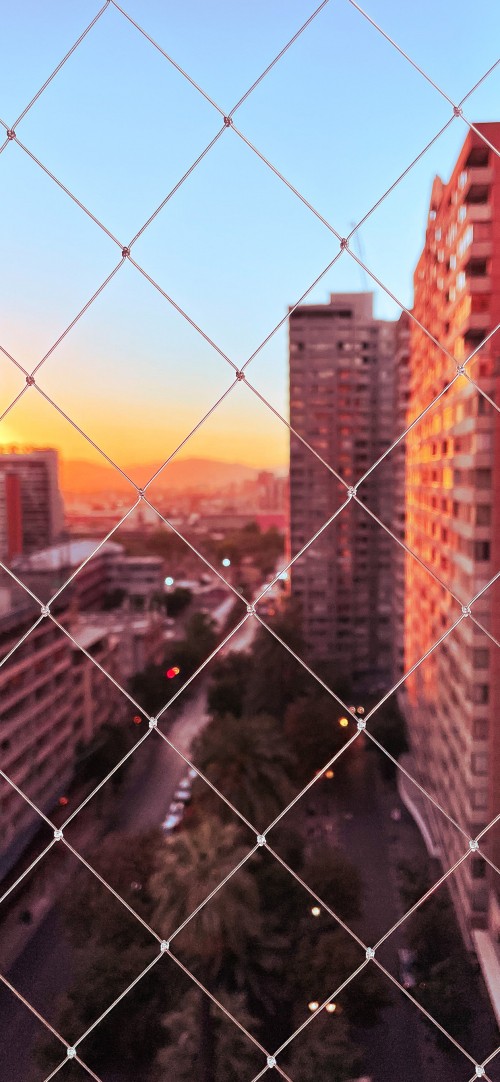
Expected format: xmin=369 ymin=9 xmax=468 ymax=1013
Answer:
xmin=0 ymin=3 xmax=499 ymax=1080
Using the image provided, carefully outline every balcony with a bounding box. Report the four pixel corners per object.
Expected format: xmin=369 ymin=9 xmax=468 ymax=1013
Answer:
xmin=468 ymin=275 xmax=492 ymax=294
xmin=467 ymin=203 xmax=492 ymax=223
xmin=462 ymin=166 xmax=494 ymax=203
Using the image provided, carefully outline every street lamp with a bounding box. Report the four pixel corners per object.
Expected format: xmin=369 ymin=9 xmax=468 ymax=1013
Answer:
xmin=222 ymin=557 xmax=231 ymax=568
xmin=310 ymin=905 xmax=321 ymax=917
xmin=339 ymin=717 xmax=349 ymax=728
xmin=308 ymin=1001 xmax=319 ymax=1012
xmin=164 ymin=576 xmax=174 ymax=587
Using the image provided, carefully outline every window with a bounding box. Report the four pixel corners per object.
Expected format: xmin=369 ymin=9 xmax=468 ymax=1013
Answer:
xmin=472 ymin=684 xmax=489 ymax=705
xmin=473 ymin=719 xmax=489 ymax=740
xmin=475 ymin=468 xmax=492 ymax=489
xmin=471 ymin=753 xmax=487 ymax=775
xmin=471 ymin=789 xmax=488 ymax=810
xmin=473 ymin=649 xmax=489 ymax=670
xmin=475 ymin=505 xmax=491 ymax=526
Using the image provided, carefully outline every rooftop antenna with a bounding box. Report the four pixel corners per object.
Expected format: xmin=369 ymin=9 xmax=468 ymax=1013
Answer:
xmin=350 ymin=222 xmax=370 ymax=291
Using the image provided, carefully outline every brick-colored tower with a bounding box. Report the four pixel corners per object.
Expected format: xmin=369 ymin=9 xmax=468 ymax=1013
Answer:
xmin=403 ymin=123 xmax=500 ymax=954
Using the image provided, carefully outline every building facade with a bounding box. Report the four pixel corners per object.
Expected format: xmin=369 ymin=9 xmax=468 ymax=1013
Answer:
xmin=403 ymin=123 xmax=500 ymax=958
xmin=392 ymin=311 xmax=412 ymax=687
xmin=289 ymin=292 xmax=397 ymax=689
xmin=0 ymin=447 xmax=64 ymax=560
xmin=0 ymin=590 xmax=122 ymax=878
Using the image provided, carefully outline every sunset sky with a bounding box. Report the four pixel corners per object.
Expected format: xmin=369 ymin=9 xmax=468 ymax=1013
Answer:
xmin=1 ymin=0 xmax=499 ymax=476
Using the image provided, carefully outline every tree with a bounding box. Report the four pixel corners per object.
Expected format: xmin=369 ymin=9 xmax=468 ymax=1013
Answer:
xmin=406 ymin=892 xmax=460 ymax=971
xmin=150 ymin=818 xmax=265 ymax=1082
xmin=293 ymin=928 xmax=391 ymax=1029
xmin=414 ymin=951 xmax=472 ymax=1046
xmin=154 ymin=988 xmax=262 ymax=1082
xmin=207 ymin=653 xmax=251 ymax=719
xmin=244 ymin=602 xmax=306 ymax=720
xmin=150 ymin=819 xmax=262 ymax=987
xmin=283 ymin=1008 xmax=363 ymax=1082
xmin=191 ymin=713 xmax=295 ymax=832
xmin=367 ymin=698 xmax=408 ymax=779
xmin=77 ymin=722 xmax=135 ymax=790
xmin=62 ymin=829 xmax=162 ymax=952
xmin=36 ymin=830 xmax=166 ymax=1074
xmin=302 ymin=846 xmax=362 ymax=923
xmin=166 ymin=586 xmax=192 ymax=617
xmin=284 ymin=693 xmax=352 ymax=785
xmin=130 ymin=610 xmax=218 ymax=717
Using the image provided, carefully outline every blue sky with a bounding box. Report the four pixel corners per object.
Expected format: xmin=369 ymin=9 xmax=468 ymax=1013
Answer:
xmin=0 ymin=0 xmax=498 ymax=470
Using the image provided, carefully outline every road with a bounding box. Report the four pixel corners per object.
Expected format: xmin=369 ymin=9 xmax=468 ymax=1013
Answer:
xmin=313 ymin=744 xmax=490 ymax=1082
xmin=0 ymin=615 xmax=256 ymax=1082
xmin=3 ymin=612 xmax=485 ymax=1082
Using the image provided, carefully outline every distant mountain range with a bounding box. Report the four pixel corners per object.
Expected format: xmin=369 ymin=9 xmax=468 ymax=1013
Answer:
xmin=59 ymin=457 xmax=264 ymax=495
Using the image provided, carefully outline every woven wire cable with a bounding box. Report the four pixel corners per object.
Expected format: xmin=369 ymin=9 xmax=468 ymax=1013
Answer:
xmin=0 ymin=1 xmax=499 ymax=1079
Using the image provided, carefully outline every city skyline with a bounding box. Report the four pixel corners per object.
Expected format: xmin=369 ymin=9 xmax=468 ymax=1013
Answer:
xmin=1 ymin=1 xmax=499 ymax=470
xmin=1 ymin=5 xmax=500 ymax=1079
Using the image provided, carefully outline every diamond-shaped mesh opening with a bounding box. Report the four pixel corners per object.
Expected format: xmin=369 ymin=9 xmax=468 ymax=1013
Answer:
xmin=1 ymin=3 xmax=500 ymax=1079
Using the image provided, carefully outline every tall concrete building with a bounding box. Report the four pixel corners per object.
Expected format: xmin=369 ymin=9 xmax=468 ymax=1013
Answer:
xmin=0 ymin=447 xmax=64 ymax=560
xmin=391 ymin=311 xmax=411 ymax=687
xmin=0 ymin=588 xmax=122 ymax=878
xmin=403 ymin=123 xmax=500 ymax=975
xmin=289 ymin=292 xmax=397 ymax=690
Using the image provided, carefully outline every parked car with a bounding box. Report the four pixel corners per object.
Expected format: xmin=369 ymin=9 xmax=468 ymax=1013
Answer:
xmin=162 ymin=810 xmax=183 ymax=833
xmin=174 ymin=787 xmax=192 ymax=804
xmin=398 ymin=947 xmax=417 ymax=989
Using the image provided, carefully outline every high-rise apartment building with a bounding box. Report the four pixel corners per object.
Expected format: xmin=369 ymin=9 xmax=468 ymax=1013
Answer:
xmin=0 ymin=589 xmax=122 ymax=878
xmin=391 ymin=311 xmax=411 ymax=686
xmin=289 ymin=292 xmax=397 ymax=689
xmin=0 ymin=447 xmax=64 ymax=560
xmin=403 ymin=124 xmax=500 ymax=963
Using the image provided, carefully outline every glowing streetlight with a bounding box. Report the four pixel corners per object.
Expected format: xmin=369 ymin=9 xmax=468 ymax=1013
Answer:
xmin=325 ymin=769 xmax=334 ymax=779
xmin=310 ymin=905 xmax=321 ymax=917
xmin=339 ymin=717 xmax=349 ymax=728
xmin=222 ymin=558 xmax=231 ymax=568
xmin=278 ymin=570 xmax=288 ymax=580
xmin=164 ymin=576 xmax=174 ymax=587
xmin=325 ymin=1002 xmax=337 ymax=1014
xmin=308 ymin=1001 xmax=319 ymax=1012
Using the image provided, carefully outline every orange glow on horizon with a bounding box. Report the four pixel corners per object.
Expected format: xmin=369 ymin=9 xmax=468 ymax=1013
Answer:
xmin=0 ymin=397 xmax=288 ymax=474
